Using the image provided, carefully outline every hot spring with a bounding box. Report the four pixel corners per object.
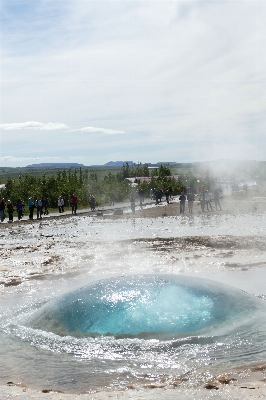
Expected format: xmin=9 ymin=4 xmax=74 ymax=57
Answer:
xmin=27 ymin=275 xmax=258 ymax=339
xmin=0 ymin=214 xmax=266 ymax=394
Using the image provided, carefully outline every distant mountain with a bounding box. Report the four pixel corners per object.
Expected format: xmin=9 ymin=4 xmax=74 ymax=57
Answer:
xmin=104 ymin=161 xmax=134 ymax=166
xmin=26 ymin=163 xmax=84 ymax=168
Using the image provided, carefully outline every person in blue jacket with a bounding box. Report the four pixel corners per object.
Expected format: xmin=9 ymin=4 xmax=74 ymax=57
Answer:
xmin=35 ymin=196 xmax=42 ymax=219
xmin=28 ymin=197 xmax=35 ymax=220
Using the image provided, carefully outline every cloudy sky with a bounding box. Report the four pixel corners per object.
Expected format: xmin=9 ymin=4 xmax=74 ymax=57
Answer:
xmin=0 ymin=1 xmax=265 ymax=167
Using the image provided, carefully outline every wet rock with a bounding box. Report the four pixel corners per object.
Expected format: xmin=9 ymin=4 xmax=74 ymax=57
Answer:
xmin=4 ymin=278 xmax=22 ymax=287
xmin=114 ymin=209 xmax=123 ymax=215
xmin=218 ymin=375 xmax=237 ymax=384
xmin=126 ymin=384 xmax=135 ymax=389
xmin=251 ymin=364 xmax=266 ymax=372
xmin=171 ymin=379 xmax=182 ymax=387
xmin=240 ymin=386 xmax=256 ymax=389
xmin=204 ymin=382 xmax=219 ymax=390
xmin=29 ymin=273 xmax=46 ymax=281
xmin=41 ymin=255 xmax=61 ymax=266
xmin=143 ymin=383 xmax=166 ymax=389
xmin=7 ymin=382 xmax=27 ymax=390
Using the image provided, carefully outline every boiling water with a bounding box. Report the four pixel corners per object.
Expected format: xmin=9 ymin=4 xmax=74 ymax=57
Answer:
xmin=0 ymin=214 xmax=266 ymax=394
xmin=26 ymin=275 xmax=258 ymax=337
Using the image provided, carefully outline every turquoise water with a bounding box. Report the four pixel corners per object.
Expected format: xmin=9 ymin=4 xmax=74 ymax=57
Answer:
xmin=0 ymin=214 xmax=266 ymax=393
xmin=27 ymin=275 xmax=258 ymax=337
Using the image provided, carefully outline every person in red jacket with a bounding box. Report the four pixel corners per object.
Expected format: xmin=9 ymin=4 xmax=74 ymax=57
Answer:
xmin=71 ymin=194 xmax=78 ymax=215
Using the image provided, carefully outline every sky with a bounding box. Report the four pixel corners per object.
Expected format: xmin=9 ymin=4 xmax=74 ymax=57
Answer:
xmin=0 ymin=0 xmax=266 ymax=167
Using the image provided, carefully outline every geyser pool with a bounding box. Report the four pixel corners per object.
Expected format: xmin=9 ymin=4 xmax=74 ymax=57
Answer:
xmin=1 ymin=210 xmax=266 ymax=394
xmin=27 ymin=275 xmax=258 ymax=338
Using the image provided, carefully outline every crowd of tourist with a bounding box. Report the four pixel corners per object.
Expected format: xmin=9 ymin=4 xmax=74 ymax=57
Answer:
xmin=129 ymin=186 xmax=222 ymax=214
xmin=186 ymin=187 xmax=222 ymax=213
xmin=0 ymin=193 xmax=84 ymax=223
xmin=0 ymin=186 xmax=222 ymax=222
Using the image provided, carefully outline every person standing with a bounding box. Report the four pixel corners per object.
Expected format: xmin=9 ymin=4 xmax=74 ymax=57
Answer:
xmin=110 ymin=193 xmax=115 ymax=206
xmin=179 ymin=192 xmax=186 ymax=214
xmin=138 ymin=189 xmax=144 ymax=208
xmin=42 ymin=197 xmax=49 ymax=215
xmin=130 ymin=192 xmax=136 ymax=214
xmin=214 ymin=189 xmax=222 ymax=210
xmin=0 ymin=198 xmax=6 ymax=222
xmin=90 ymin=194 xmax=96 ymax=211
xmin=159 ymin=188 xmax=163 ymax=203
xmin=71 ymin=194 xmax=78 ymax=215
xmin=7 ymin=200 xmax=14 ymax=222
xmin=199 ymin=189 xmax=206 ymax=212
xmin=58 ymin=196 xmax=64 ymax=213
xmin=28 ymin=197 xmax=35 ymax=220
xmin=205 ymin=190 xmax=213 ymax=211
xmin=16 ymin=199 xmax=23 ymax=220
xmin=169 ymin=186 xmax=173 ymax=199
xmin=35 ymin=196 xmax=42 ymax=219
xmin=155 ymin=189 xmax=160 ymax=205
xmin=187 ymin=189 xmax=195 ymax=213
xmin=165 ymin=187 xmax=170 ymax=204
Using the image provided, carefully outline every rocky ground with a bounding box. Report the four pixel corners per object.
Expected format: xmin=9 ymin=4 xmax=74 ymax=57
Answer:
xmin=1 ymin=363 xmax=266 ymax=400
xmin=1 ymin=186 xmax=266 ymax=399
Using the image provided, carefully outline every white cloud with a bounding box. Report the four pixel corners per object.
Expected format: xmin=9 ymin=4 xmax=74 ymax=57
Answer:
xmin=0 ymin=156 xmax=62 ymax=162
xmin=0 ymin=121 xmax=68 ymax=130
xmin=75 ymin=127 xmax=125 ymax=135
xmin=0 ymin=1 xmax=266 ymax=164
xmin=0 ymin=122 xmax=123 ymax=135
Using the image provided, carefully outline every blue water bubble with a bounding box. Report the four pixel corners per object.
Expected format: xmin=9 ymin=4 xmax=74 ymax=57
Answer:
xmin=27 ymin=275 xmax=258 ymax=338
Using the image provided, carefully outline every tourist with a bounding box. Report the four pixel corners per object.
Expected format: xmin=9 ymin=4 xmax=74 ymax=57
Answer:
xmin=110 ymin=192 xmax=115 ymax=206
xmin=159 ymin=188 xmax=163 ymax=202
xmin=165 ymin=187 xmax=170 ymax=204
xmin=42 ymin=197 xmax=49 ymax=215
xmin=0 ymin=198 xmax=6 ymax=222
xmin=28 ymin=197 xmax=35 ymax=220
xmin=214 ymin=189 xmax=222 ymax=210
xmin=130 ymin=192 xmax=136 ymax=214
xmin=58 ymin=196 xmax=64 ymax=213
xmin=169 ymin=186 xmax=173 ymax=199
xmin=199 ymin=189 xmax=206 ymax=212
xmin=90 ymin=195 xmax=96 ymax=211
xmin=187 ymin=189 xmax=195 ymax=213
xmin=150 ymin=188 xmax=153 ymax=200
xmin=35 ymin=196 xmax=42 ymax=219
xmin=7 ymin=200 xmax=14 ymax=222
xmin=155 ymin=189 xmax=160 ymax=205
xmin=205 ymin=190 xmax=213 ymax=211
xmin=71 ymin=193 xmax=78 ymax=215
xmin=179 ymin=192 xmax=186 ymax=214
xmin=138 ymin=189 xmax=144 ymax=208
xmin=6 ymin=200 xmax=14 ymax=222
xmin=16 ymin=199 xmax=23 ymax=220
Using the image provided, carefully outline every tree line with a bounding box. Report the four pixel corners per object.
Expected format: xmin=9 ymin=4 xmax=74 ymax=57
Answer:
xmin=0 ymin=164 xmax=217 ymax=208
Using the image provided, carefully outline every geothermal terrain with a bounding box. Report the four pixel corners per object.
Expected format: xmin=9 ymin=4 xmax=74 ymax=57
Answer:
xmin=0 ymin=189 xmax=266 ymax=399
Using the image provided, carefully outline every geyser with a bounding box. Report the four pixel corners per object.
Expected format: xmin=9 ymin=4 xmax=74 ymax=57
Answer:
xmin=27 ymin=275 xmax=257 ymax=338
